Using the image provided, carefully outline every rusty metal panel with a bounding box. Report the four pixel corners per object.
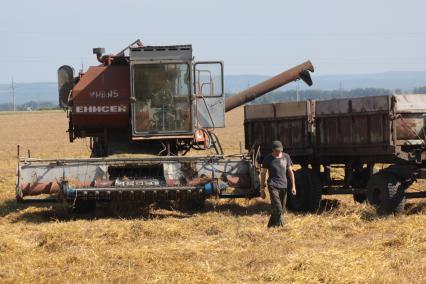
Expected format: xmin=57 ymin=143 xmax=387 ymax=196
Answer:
xmin=395 ymin=94 xmax=426 ymax=113
xmin=275 ymin=101 xmax=309 ymax=118
xmin=369 ymin=114 xmax=388 ymax=143
xmin=339 ymin=116 xmax=352 ymax=144
xmin=290 ymin=119 xmax=306 ymax=145
xmin=316 ymin=98 xmax=350 ymax=116
xmin=276 ymin=120 xmax=291 ymax=147
xmin=316 ymin=111 xmax=392 ymax=157
xmin=317 ymin=96 xmax=390 ymax=116
xmin=395 ymin=116 xmax=425 ymax=141
xmin=244 ymin=99 xmax=314 ymax=158
xmin=250 ymin=121 xmax=266 ymax=146
xmin=352 ymin=116 xmax=369 ymax=144
xmin=317 ymin=117 xmax=338 ymax=145
xmin=316 ymin=96 xmax=392 ymax=151
xmin=351 ymin=96 xmax=390 ymax=113
xmin=72 ymin=66 xmax=130 ymax=130
xmin=393 ymin=94 xmax=426 ymax=143
xmin=244 ymin=104 xmax=275 ymax=120
xmin=17 ymin=156 xmax=258 ymax=199
xmin=263 ymin=122 xmax=276 ymax=147
xmin=245 ymin=116 xmax=311 ymax=156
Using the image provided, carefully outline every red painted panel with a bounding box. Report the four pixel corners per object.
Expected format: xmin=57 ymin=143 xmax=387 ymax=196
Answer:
xmin=71 ymin=65 xmax=130 ymax=129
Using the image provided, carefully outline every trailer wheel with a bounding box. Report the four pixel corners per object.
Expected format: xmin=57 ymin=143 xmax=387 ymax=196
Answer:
xmin=351 ymin=165 xmax=375 ymax=203
xmin=287 ymin=168 xmax=322 ymax=213
xmin=366 ymin=171 xmax=406 ymax=215
xmin=353 ymin=193 xmax=367 ymax=203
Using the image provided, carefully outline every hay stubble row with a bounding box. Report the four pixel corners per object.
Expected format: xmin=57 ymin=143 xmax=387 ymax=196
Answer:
xmin=0 ymin=109 xmax=426 ymax=283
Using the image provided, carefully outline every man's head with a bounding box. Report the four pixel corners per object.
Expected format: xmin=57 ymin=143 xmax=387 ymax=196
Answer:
xmin=272 ymin=140 xmax=283 ymax=155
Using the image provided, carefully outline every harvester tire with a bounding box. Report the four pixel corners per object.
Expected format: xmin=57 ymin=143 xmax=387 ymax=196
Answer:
xmin=366 ymin=171 xmax=406 ymax=215
xmin=287 ymin=168 xmax=322 ymax=213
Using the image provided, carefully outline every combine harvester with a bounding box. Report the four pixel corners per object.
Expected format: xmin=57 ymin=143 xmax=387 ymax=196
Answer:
xmin=16 ymin=40 xmax=314 ymax=212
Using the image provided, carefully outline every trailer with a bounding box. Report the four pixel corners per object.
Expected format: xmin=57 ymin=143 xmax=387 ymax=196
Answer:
xmin=244 ymin=94 xmax=426 ymax=214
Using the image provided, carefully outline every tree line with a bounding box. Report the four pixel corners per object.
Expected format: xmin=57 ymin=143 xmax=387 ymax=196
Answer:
xmin=0 ymin=101 xmax=57 ymax=111
xmin=1 ymin=86 xmax=426 ymax=111
xmin=225 ymin=86 xmax=426 ymax=105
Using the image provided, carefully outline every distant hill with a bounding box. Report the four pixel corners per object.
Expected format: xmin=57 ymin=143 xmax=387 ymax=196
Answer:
xmin=0 ymin=82 xmax=57 ymax=105
xmin=0 ymin=70 xmax=425 ymax=105
xmin=225 ymin=70 xmax=426 ymax=93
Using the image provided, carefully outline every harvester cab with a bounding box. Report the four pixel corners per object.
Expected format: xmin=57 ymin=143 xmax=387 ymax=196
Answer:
xmin=59 ymin=42 xmax=227 ymax=156
xmin=129 ymin=45 xmax=225 ymax=153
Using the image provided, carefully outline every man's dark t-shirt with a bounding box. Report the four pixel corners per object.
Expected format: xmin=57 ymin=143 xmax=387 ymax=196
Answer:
xmin=262 ymin=153 xmax=293 ymax=188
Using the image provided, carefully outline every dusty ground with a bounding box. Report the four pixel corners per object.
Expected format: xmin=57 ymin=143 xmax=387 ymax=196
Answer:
xmin=1 ymin=109 xmax=426 ymax=283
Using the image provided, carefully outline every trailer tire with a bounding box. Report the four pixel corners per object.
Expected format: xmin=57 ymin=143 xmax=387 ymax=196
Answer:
xmin=287 ymin=168 xmax=322 ymax=213
xmin=351 ymin=166 xmax=375 ymax=203
xmin=353 ymin=193 xmax=367 ymax=203
xmin=366 ymin=171 xmax=406 ymax=215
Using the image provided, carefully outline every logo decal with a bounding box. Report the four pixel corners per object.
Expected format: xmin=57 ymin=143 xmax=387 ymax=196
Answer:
xmin=90 ymin=90 xmax=119 ymax=99
xmin=75 ymin=105 xmax=127 ymax=113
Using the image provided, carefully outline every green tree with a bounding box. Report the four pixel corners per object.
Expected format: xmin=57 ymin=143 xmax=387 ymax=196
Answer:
xmin=413 ymin=86 xmax=426 ymax=94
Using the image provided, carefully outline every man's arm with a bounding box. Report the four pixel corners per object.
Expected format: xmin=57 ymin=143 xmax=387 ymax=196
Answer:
xmin=288 ymin=165 xmax=296 ymax=195
xmin=260 ymin=168 xmax=267 ymax=199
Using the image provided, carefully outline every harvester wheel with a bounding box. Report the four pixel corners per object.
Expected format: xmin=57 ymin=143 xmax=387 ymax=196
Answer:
xmin=366 ymin=171 xmax=406 ymax=215
xmin=287 ymin=168 xmax=322 ymax=213
xmin=72 ymin=200 xmax=97 ymax=214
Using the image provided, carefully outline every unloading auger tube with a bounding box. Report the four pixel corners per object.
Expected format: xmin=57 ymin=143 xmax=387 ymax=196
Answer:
xmin=224 ymin=60 xmax=314 ymax=112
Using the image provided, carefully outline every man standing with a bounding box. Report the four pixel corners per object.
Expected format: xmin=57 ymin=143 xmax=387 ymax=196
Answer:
xmin=260 ymin=140 xmax=296 ymax=228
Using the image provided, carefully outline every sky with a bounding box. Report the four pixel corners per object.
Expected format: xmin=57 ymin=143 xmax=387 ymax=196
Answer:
xmin=0 ymin=0 xmax=426 ymax=84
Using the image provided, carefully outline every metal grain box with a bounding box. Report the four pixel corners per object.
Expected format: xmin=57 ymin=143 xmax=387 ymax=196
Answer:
xmin=315 ymin=95 xmax=426 ymax=160
xmin=315 ymin=96 xmax=393 ymax=157
xmin=244 ymin=101 xmax=314 ymax=160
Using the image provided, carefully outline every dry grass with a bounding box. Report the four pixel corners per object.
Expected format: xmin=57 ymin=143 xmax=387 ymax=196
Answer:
xmin=1 ymin=108 xmax=426 ymax=283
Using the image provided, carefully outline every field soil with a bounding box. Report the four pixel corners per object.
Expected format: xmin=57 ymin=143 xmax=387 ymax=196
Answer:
xmin=1 ymin=109 xmax=426 ymax=283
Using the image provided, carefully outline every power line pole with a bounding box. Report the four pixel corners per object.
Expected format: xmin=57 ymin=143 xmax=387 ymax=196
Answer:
xmin=11 ymin=77 xmax=15 ymax=112
xmin=296 ymin=80 xmax=300 ymax=102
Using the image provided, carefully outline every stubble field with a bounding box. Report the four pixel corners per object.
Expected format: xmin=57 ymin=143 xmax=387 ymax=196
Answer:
xmin=1 ymin=108 xmax=426 ymax=283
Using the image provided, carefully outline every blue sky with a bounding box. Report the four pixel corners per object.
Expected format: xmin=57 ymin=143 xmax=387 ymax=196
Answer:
xmin=1 ymin=0 xmax=425 ymax=84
